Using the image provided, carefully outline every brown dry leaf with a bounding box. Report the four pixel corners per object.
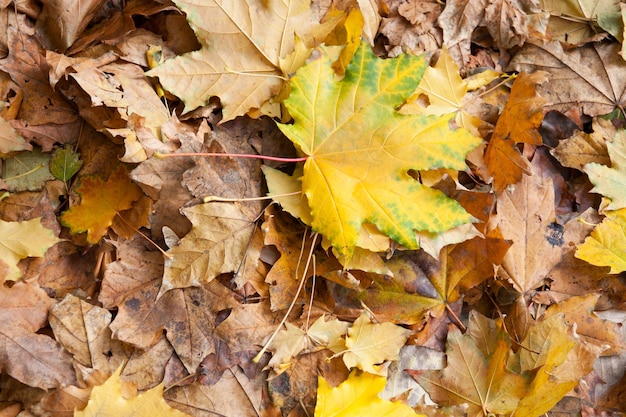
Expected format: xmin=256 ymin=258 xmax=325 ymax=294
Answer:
xmin=416 ymin=313 xmax=528 ymax=416
xmin=165 ymin=366 xmax=265 ymax=417
xmin=438 ymin=0 xmax=541 ymax=66
xmin=70 ymin=62 xmax=170 ymax=160
xmin=0 ymin=281 xmax=76 ymax=389
xmin=110 ymin=279 xmax=239 ymax=373
xmin=0 ymin=115 xmax=31 ymax=155
xmin=161 ymin=202 xmax=263 ymax=294
xmin=35 ymin=0 xmax=103 ymax=52
xmin=550 ymin=116 xmax=611 ymax=171
xmin=0 ymin=20 xmax=77 ymax=126
xmin=485 ymin=72 xmax=548 ymax=192
xmin=99 ymin=237 xmax=165 ymax=309
xmin=487 ymin=172 xmax=562 ymax=295
xmin=544 ymin=294 xmax=623 ymax=355
xmin=130 ymin=117 xmax=205 ymax=239
xmin=379 ymin=0 xmax=443 ymax=56
xmin=263 ymin=207 xmax=340 ymax=311
xmin=48 ymin=293 xmax=123 ymax=371
xmin=509 ymin=39 xmax=626 ymax=117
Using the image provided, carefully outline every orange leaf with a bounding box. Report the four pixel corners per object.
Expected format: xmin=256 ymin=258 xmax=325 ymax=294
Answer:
xmin=61 ymin=165 xmax=144 ymax=244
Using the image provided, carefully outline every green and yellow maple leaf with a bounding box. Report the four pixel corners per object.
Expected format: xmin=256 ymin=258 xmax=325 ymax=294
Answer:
xmin=0 ymin=217 xmax=60 ymax=281
xmin=315 ymin=371 xmax=424 ymax=417
xmin=277 ymin=41 xmax=481 ymax=262
xmin=60 ymin=165 xmax=144 ymax=244
xmin=75 ymin=366 xmax=191 ymax=417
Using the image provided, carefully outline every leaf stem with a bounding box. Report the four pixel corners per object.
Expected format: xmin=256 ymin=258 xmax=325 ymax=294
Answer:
xmin=155 ymin=151 xmax=308 ymax=163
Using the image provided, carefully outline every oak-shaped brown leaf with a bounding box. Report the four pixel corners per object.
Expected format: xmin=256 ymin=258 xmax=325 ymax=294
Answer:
xmin=0 ymin=281 xmax=76 ymax=389
xmin=61 ymin=165 xmax=144 ymax=244
xmin=509 ymin=40 xmax=626 ymax=117
xmin=75 ymin=366 xmax=192 ymax=417
xmin=485 ymin=72 xmax=548 ymax=192
xmin=550 ymin=116 xmax=611 ymax=171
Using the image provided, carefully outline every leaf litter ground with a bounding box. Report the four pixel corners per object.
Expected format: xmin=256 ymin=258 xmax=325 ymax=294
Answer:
xmin=0 ymin=1 xmax=626 ymax=417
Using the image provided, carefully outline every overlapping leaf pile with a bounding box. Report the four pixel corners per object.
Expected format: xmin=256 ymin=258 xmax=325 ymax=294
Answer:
xmin=0 ymin=0 xmax=625 ymax=416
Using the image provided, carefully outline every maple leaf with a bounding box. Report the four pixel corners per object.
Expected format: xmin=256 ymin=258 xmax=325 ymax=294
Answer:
xmin=550 ymin=116 xmax=611 ymax=171
xmin=416 ymin=315 xmax=528 ymax=417
xmin=401 ymin=46 xmax=492 ymax=135
xmin=0 ymin=217 xmax=61 ymax=281
xmin=508 ymin=40 xmax=626 ymax=117
xmin=485 ymin=71 xmax=548 ymax=192
xmin=75 ymin=366 xmax=192 ymax=417
xmin=266 ymin=315 xmax=349 ymax=373
xmin=161 ymin=201 xmax=263 ymax=294
xmin=540 ymin=0 xmax=619 ymax=45
xmin=337 ymin=311 xmax=411 ymax=376
xmin=584 ymin=129 xmax=626 ymax=211
xmin=147 ymin=0 xmax=322 ymax=121
xmin=277 ymin=41 xmax=481 ymax=261
xmin=576 ymin=208 xmax=626 ymax=273
xmin=315 ymin=371 xmax=424 ymax=417
xmin=61 ymin=165 xmax=144 ymax=244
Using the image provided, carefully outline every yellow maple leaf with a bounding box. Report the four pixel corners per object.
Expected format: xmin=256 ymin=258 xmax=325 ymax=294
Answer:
xmin=576 ymin=208 xmax=626 ymax=273
xmin=339 ymin=312 xmax=411 ymax=376
xmin=0 ymin=217 xmax=60 ymax=281
xmin=60 ymin=165 xmax=144 ymax=244
xmin=277 ymin=41 xmax=481 ymax=262
xmin=401 ymin=46 xmax=489 ymax=136
xmin=315 ymin=371 xmax=424 ymax=417
xmin=75 ymin=367 xmax=191 ymax=417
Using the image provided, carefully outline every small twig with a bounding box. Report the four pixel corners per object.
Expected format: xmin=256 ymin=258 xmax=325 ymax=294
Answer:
xmin=155 ymin=151 xmax=308 ymax=163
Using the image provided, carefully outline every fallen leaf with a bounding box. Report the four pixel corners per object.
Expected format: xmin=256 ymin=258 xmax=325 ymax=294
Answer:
xmin=487 ymin=172 xmax=562 ymax=294
xmin=339 ymin=311 xmax=411 ymax=375
xmin=315 ymin=371 xmax=424 ymax=417
xmin=50 ymin=146 xmax=83 ymax=182
xmin=584 ymin=129 xmax=626 ymax=210
xmin=550 ymin=116 xmax=611 ymax=171
xmin=161 ymin=201 xmax=262 ymax=293
xmin=0 ymin=281 xmax=76 ymax=389
xmin=2 ymin=148 xmax=55 ymax=192
xmin=485 ymin=72 xmax=548 ymax=192
xmin=0 ymin=114 xmax=31 ymax=155
xmin=508 ymin=39 xmax=626 ymax=117
xmin=35 ymin=0 xmax=103 ymax=52
xmin=0 ymin=216 xmax=60 ymax=281
xmin=75 ymin=366 xmax=192 ymax=417
xmin=147 ymin=0 xmax=322 ymax=121
xmin=416 ymin=313 xmax=527 ymax=416
xmin=576 ymin=208 xmax=626 ymax=273
xmin=277 ymin=40 xmax=481 ymax=262
xmin=60 ymin=165 xmax=144 ymax=244
xmin=401 ymin=46 xmax=490 ymax=135
xmin=539 ymin=0 xmax=618 ymax=45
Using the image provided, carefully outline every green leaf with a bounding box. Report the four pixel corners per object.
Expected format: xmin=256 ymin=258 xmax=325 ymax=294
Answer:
xmin=584 ymin=130 xmax=626 ymax=210
xmin=276 ymin=41 xmax=481 ymax=261
xmin=50 ymin=147 xmax=83 ymax=182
